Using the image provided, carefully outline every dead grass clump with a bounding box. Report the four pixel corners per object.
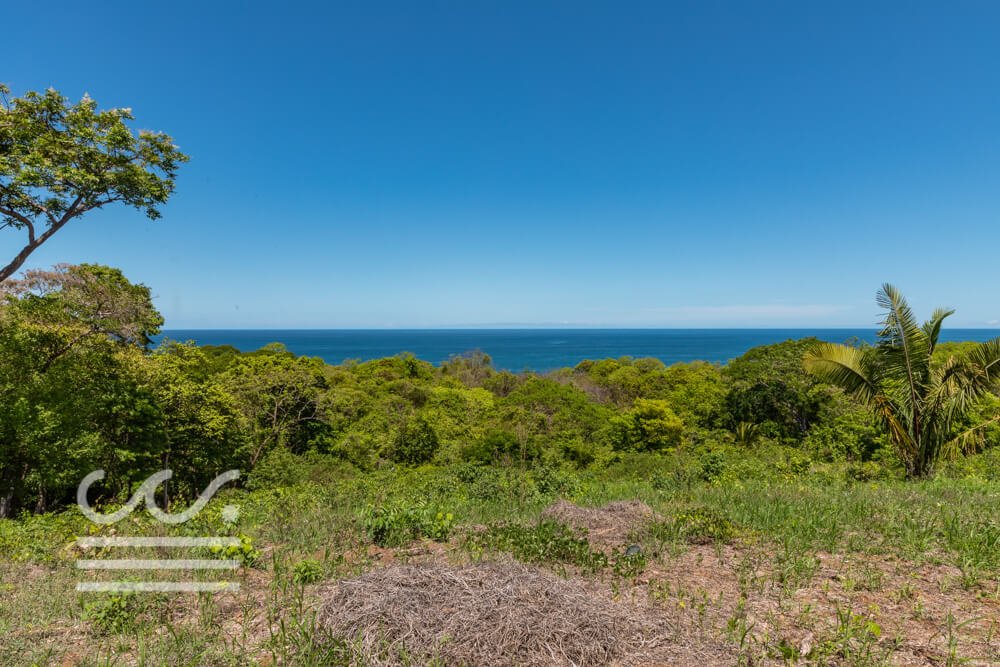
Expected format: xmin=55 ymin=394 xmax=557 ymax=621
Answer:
xmin=317 ymin=560 xmax=648 ymax=666
xmin=541 ymin=499 xmax=656 ymax=548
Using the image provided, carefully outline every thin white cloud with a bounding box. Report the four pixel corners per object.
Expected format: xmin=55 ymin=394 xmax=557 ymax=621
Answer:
xmin=641 ymin=304 xmax=849 ymax=323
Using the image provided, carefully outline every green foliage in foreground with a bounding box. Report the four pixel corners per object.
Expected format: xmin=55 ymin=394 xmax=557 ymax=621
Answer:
xmin=466 ymin=519 xmax=610 ymax=574
xmin=807 ymin=284 xmax=1000 ymax=477
xmin=2 ymin=443 xmax=1000 ymax=665
xmin=362 ymin=501 xmax=454 ymax=546
xmin=5 ymin=447 xmax=1000 ymax=576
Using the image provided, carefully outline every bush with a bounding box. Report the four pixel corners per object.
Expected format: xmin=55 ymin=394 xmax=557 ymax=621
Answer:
xmin=610 ymin=399 xmax=684 ymax=452
xmin=466 ymin=519 xmax=608 ymax=574
xmin=292 ymin=559 xmax=325 ymax=585
xmin=650 ymin=507 xmax=735 ymax=545
xmin=531 ymin=465 xmax=582 ymax=497
xmin=802 ymin=408 xmax=885 ymax=463
xmin=83 ymin=593 xmax=144 ymax=635
xmin=362 ymin=501 xmax=454 ymax=547
xmin=245 ymin=448 xmax=353 ymax=490
xmin=466 ymin=467 xmax=541 ymax=503
xmin=845 ymin=461 xmax=890 ymax=482
xmin=209 ymin=534 xmax=261 ymax=567
xmin=699 ymin=450 xmax=726 ymax=482
xmin=462 ymin=429 xmax=520 ymax=465
xmin=390 ymin=417 xmax=440 ymax=465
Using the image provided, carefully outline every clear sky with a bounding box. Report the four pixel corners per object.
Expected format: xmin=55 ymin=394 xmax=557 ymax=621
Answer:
xmin=4 ymin=1 xmax=999 ymax=328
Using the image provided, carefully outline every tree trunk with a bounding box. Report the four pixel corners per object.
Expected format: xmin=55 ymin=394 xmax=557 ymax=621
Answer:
xmin=0 ymin=462 xmax=29 ymax=518
xmin=0 ymin=488 xmax=13 ymax=519
xmin=0 ymin=242 xmax=40 ymax=283
xmin=161 ymin=452 xmax=170 ymax=512
xmin=34 ymin=484 xmax=46 ymax=514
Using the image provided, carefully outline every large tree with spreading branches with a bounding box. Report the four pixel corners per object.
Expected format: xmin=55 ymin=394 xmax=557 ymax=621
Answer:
xmin=0 ymin=86 xmax=187 ymax=282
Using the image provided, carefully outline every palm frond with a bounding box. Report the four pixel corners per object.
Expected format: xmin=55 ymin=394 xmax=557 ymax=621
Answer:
xmin=922 ymin=307 xmax=955 ymax=354
xmin=932 ymin=338 xmax=1000 ymax=419
xmin=804 ymin=342 xmax=879 ymax=405
xmin=876 ymin=283 xmax=930 ymax=413
xmin=967 ymin=337 xmax=1000 ymax=384
xmin=941 ymin=415 xmax=1000 ymax=459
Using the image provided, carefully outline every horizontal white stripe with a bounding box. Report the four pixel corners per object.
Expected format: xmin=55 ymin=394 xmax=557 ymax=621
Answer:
xmin=77 ymin=537 xmax=241 ymax=548
xmin=76 ymin=581 xmax=240 ymax=593
xmin=76 ymin=559 xmax=240 ymax=570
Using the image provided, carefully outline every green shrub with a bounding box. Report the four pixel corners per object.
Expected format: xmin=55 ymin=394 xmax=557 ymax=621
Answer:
xmin=466 ymin=467 xmax=540 ymax=503
xmin=246 ymin=447 xmax=311 ymax=489
xmin=699 ymin=450 xmax=726 ymax=482
xmin=247 ymin=449 xmax=355 ymax=490
xmin=465 ymin=519 xmax=607 ymax=573
xmin=0 ymin=511 xmax=84 ymax=563
xmin=83 ymin=593 xmax=142 ymax=635
xmin=845 ymin=461 xmax=889 ymax=482
xmin=390 ymin=417 xmax=440 ymax=465
xmin=531 ymin=465 xmax=582 ymax=497
xmin=610 ymin=399 xmax=685 ymax=452
xmin=361 ymin=501 xmax=454 ymax=547
xmin=462 ymin=429 xmax=520 ymax=464
xmin=292 ymin=559 xmax=325 ymax=585
xmin=651 ymin=507 xmax=735 ymax=545
xmin=612 ymin=549 xmax=648 ymax=578
xmin=209 ymin=534 xmax=261 ymax=567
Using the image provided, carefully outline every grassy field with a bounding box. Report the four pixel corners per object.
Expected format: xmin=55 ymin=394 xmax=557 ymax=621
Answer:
xmin=2 ymin=452 xmax=1000 ymax=666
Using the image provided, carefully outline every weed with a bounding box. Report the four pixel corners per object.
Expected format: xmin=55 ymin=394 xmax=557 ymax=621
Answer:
xmin=292 ymin=559 xmax=325 ymax=585
xmin=362 ymin=501 xmax=455 ymax=547
xmin=83 ymin=593 xmax=143 ymax=635
xmin=209 ymin=533 xmax=261 ymax=567
xmin=464 ymin=520 xmax=608 ymax=574
xmin=612 ymin=549 xmax=647 ymax=579
xmin=649 ymin=506 xmax=735 ymax=545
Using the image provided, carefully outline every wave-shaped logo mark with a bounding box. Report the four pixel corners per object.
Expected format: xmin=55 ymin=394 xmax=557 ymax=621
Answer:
xmin=76 ymin=469 xmax=242 ymax=593
xmin=77 ymin=469 xmax=240 ymax=524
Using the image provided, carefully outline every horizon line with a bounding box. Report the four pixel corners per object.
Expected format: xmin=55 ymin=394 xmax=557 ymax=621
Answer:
xmin=157 ymin=325 xmax=1000 ymax=331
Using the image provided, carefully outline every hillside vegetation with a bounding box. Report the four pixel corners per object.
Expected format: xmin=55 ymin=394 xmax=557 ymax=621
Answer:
xmin=2 ymin=268 xmax=1000 ymax=665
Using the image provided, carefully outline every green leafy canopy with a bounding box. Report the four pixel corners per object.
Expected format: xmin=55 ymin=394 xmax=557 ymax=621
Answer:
xmin=804 ymin=283 xmax=1000 ymax=477
xmin=0 ymin=85 xmax=188 ymax=281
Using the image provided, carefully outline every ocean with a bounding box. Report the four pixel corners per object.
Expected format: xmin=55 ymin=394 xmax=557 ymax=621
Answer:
xmin=154 ymin=329 xmax=1000 ymax=372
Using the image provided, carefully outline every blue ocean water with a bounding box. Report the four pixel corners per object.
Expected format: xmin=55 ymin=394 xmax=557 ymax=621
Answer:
xmin=155 ymin=329 xmax=1000 ymax=372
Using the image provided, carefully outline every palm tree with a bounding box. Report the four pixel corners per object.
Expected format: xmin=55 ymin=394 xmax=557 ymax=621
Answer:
xmin=804 ymin=284 xmax=1000 ymax=478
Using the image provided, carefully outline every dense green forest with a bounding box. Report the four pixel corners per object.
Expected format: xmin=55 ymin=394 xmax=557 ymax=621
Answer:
xmin=3 ymin=263 xmax=999 ymax=519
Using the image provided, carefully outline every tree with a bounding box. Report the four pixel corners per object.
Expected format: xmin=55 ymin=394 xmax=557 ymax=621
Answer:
xmin=609 ymin=398 xmax=684 ymax=452
xmin=222 ymin=345 xmax=328 ymax=466
xmin=147 ymin=345 xmax=244 ymax=508
xmin=2 ymin=263 xmax=163 ymax=349
xmin=390 ymin=416 xmax=440 ymax=465
xmin=0 ymin=86 xmax=188 ymax=282
xmin=0 ymin=265 xmax=165 ymax=515
xmin=724 ymin=338 xmax=828 ymax=440
xmin=804 ymin=284 xmax=1000 ymax=478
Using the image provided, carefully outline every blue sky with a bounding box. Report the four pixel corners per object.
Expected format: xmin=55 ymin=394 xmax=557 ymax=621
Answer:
xmin=4 ymin=1 xmax=1000 ymax=328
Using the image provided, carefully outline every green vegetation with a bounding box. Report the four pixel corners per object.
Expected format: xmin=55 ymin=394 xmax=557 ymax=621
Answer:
xmin=2 ymin=259 xmax=1000 ymax=662
xmin=466 ymin=519 xmax=610 ymax=573
xmin=807 ymin=283 xmax=1000 ymax=477
xmin=0 ymin=87 xmax=187 ymax=282
xmin=2 ymin=267 xmax=999 ymax=519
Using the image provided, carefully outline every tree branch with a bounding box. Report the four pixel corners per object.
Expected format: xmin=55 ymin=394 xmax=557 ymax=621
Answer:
xmin=0 ymin=206 xmax=37 ymax=243
xmin=0 ymin=196 xmax=85 ymax=283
